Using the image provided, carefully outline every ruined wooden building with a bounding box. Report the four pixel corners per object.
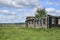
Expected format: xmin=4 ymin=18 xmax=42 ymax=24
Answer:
xmin=25 ymin=14 xmax=60 ymax=28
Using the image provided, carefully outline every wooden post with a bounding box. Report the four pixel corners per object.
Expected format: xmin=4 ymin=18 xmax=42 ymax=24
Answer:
xmin=49 ymin=16 xmax=52 ymax=28
xmin=54 ymin=18 xmax=58 ymax=26
xmin=39 ymin=19 xmax=41 ymax=26
xmin=45 ymin=17 xmax=48 ymax=28
xmin=34 ymin=19 xmax=36 ymax=28
xmin=40 ymin=19 xmax=42 ymax=26
xmin=25 ymin=20 xmax=28 ymax=27
xmin=47 ymin=16 xmax=52 ymax=28
xmin=41 ymin=19 xmax=43 ymax=27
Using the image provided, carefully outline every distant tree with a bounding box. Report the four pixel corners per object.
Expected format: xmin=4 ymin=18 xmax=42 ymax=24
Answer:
xmin=35 ymin=8 xmax=46 ymax=19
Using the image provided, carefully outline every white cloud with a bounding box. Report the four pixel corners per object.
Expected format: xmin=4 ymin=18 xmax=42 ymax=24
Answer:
xmin=46 ymin=0 xmax=60 ymax=6
xmin=17 ymin=7 xmax=37 ymax=17
xmin=46 ymin=1 xmax=53 ymax=5
xmin=0 ymin=0 xmax=41 ymax=23
xmin=0 ymin=10 xmax=7 ymax=13
xmin=15 ymin=0 xmax=40 ymax=8
xmin=0 ymin=0 xmax=41 ymax=8
xmin=5 ymin=15 xmax=21 ymax=21
xmin=56 ymin=10 xmax=60 ymax=13
xmin=0 ymin=10 xmax=16 ymax=15
xmin=16 ymin=15 xmax=24 ymax=20
xmin=0 ymin=16 xmax=3 ymax=20
xmin=6 ymin=15 xmax=15 ymax=20
xmin=46 ymin=8 xmax=60 ymax=16
xmin=16 ymin=9 xmax=27 ymax=12
xmin=46 ymin=8 xmax=55 ymax=13
xmin=0 ymin=14 xmax=24 ymax=23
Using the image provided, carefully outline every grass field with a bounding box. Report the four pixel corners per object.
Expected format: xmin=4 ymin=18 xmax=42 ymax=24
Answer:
xmin=0 ymin=26 xmax=60 ymax=40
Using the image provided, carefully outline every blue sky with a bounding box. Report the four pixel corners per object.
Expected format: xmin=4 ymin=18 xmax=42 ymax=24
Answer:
xmin=0 ymin=0 xmax=60 ymax=23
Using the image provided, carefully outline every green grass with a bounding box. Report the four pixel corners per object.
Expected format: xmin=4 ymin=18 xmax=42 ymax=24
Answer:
xmin=0 ymin=26 xmax=60 ymax=40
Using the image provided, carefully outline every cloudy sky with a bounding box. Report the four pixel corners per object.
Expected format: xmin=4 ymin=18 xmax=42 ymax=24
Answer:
xmin=0 ymin=0 xmax=60 ymax=23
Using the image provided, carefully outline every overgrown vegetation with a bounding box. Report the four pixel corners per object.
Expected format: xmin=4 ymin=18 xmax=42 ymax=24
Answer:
xmin=35 ymin=8 xmax=46 ymax=18
xmin=0 ymin=26 xmax=60 ymax=40
xmin=35 ymin=8 xmax=47 ymax=26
